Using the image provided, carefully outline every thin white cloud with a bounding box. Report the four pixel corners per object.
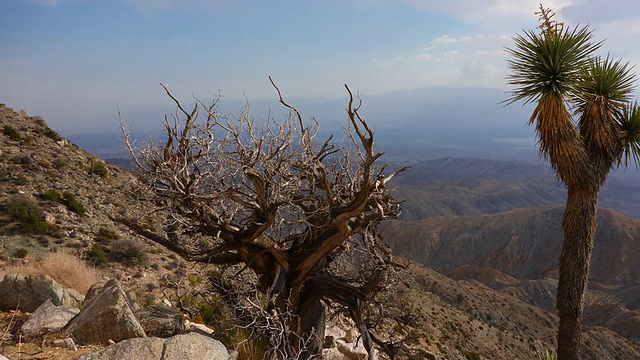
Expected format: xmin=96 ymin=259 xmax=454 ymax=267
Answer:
xmin=443 ymin=50 xmax=459 ymax=57
xmin=431 ymin=35 xmax=471 ymax=45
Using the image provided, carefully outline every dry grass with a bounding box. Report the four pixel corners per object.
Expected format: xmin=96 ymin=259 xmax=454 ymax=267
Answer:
xmin=5 ymin=252 xmax=102 ymax=295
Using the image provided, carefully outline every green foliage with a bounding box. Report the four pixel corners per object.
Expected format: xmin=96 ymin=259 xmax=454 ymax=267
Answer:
xmin=41 ymin=189 xmax=62 ymax=202
xmin=43 ymin=127 xmax=61 ymax=141
xmin=463 ymin=351 xmax=481 ymax=360
xmin=409 ymin=349 xmax=436 ymax=360
xmin=89 ymin=159 xmax=108 ymax=177
xmin=62 ymin=191 xmax=86 ymax=215
xmin=187 ymin=274 xmax=204 ymax=285
xmin=89 ymin=243 xmax=107 ymax=265
xmin=95 ymin=227 xmax=120 ymax=245
xmin=7 ymin=197 xmax=48 ymax=234
xmin=3 ymin=125 xmax=21 ymax=141
xmin=537 ymin=350 xmax=558 ymax=360
xmin=618 ymin=102 xmax=640 ymax=168
xmin=506 ymin=24 xmax=600 ymax=105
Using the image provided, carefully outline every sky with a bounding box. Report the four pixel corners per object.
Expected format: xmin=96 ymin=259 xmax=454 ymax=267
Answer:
xmin=2 ymin=0 xmax=640 ymax=137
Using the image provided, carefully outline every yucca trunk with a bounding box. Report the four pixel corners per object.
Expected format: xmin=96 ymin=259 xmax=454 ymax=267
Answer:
xmin=556 ymin=185 xmax=599 ymax=360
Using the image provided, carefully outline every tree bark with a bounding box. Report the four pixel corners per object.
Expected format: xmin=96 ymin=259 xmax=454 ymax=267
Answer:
xmin=556 ymin=186 xmax=598 ymax=360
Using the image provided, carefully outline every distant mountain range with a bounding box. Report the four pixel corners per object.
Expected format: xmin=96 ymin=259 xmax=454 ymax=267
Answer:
xmin=389 ymin=157 xmax=640 ymax=220
xmin=382 ymin=205 xmax=640 ymax=285
xmin=64 ymin=85 xmax=540 ymax=161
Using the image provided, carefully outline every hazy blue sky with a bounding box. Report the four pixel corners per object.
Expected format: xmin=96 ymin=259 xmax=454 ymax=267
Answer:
xmin=2 ymin=0 xmax=640 ymax=135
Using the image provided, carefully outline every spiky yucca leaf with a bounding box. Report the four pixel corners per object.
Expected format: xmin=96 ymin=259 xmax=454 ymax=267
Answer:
xmin=575 ymin=57 xmax=635 ymax=183
xmin=575 ymin=56 xmax=636 ymax=110
xmin=617 ymin=102 xmax=640 ymax=169
xmin=536 ymin=350 xmax=558 ymax=360
xmin=506 ymin=24 xmax=601 ymax=107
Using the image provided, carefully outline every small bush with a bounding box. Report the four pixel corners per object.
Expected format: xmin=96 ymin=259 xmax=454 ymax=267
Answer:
xmin=463 ymin=351 xmax=481 ymax=360
xmin=52 ymin=158 xmax=66 ymax=170
xmin=89 ymin=243 xmax=107 ymax=265
xmin=3 ymin=125 xmax=21 ymax=141
xmin=110 ymin=238 xmax=148 ymax=266
xmin=95 ymin=227 xmax=120 ymax=245
xmin=89 ymin=159 xmax=108 ymax=177
xmin=41 ymin=189 xmax=62 ymax=202
xmin=62 ymin=191 xmax=86 ymax=215
xmin=36 ymin=236 xmax=50 ymax=247
xmin=15 ymin=248 xmax=29 ymax=258
xmin=6 ymin=252 xmax=102 ymax=294
xmin=32 ymin=116 xmax=46 ymax=127
xmin=7 ymin=197 xmax=48 ymax=234
xmin=43 ymin=127 xmax=61 ymax=141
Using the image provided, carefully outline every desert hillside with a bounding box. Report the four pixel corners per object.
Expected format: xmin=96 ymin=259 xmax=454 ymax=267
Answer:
xmin=2 ymin=103 xmax=640 ymax=359
xmin=390 ymin=157 xmax=640 ymax=220
xmin=382 ymin=205 xmax=640 ymax=285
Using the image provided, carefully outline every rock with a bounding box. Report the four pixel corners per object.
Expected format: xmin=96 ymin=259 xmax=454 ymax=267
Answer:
xmin=228 ymin=350 xmax=239 ymax=360
xmin=185 ymin=320 xmax=214 ymax=335
xmin=135 ymin=305 xmax=186 ymax=337
xmin=77 ymin=332 xmax=230 ymax=360
xmin=0 ymin=274 xmax=64 ymax=312
xmin=0 ymin=353 xmax=9 ymax=360
xmin=64 ymin=278 xmax=146 ymax=344
xmin=344 ymin=327 xmax=359 ymax=343
xmin=20 ymin=299 xmax=80 ymax=337
xmin=324 ymin=335 xmax=336 ymax=348
xmin=336 ymin=339 xmax=372 ymax=360
xmin=323 ymin=347 xmax=347 ymax=360
xmin=62 ymin=287 xmax=85 ymax=307
xmin=53 ymin=337 xmax=78 ymax=351
xmin=83 ymin=280 xmax=107 ymax=303
xmin=19 ymin=155 xmax=34 ymax=169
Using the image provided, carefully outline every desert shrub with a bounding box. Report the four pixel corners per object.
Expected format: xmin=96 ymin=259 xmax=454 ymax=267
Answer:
xmin=89 ymin=243 xmax=107 ymax=265
xmin=23 ymin=135 xmax=34 ymax=145
xmin=43 ymin=127 xmax=61 ymax=141
xmin=89 ymin=159 xmax=108 ymax=177
xmin=32 ymin=116 xmax=46 ymax=127
xmin=6 ymin=252 xmax=102 ymax=294
xmin=3 ymin=125 xmax=21 ymax=141
xmin=41 ymin=189 xmax=61 ymax=202
xmin=52 ymin=158 xmax=66 ymax=170
xmin=109 ymin=238 xmax=148 ymax=265
xmin=537 ymin=350 xmax=557 ymax=360
xmin=38 ymin=252 xmax=102 ymax=294
xmin=409 ymin=350 xmax=436 ymax=360
xmin=61 ymin=191 xmax=86 ymax=215
xmin=95 ymin=227 xmax=120 ymax=245
xmin=14 ymin=248 xmax=29 ymax=258
xmin=7 ymin=197 xmax=48 ymax=234
xmin=463 ymin=351 xmax=481 ymax=360
xmin=36 ymin=236 xmax=49 ymax=247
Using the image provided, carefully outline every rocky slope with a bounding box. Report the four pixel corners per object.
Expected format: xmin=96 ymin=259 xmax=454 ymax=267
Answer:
xmin=382 ymin=205 xmax=640 ymax=285
xmin=382 ymin=206 xmax=640 ymax=347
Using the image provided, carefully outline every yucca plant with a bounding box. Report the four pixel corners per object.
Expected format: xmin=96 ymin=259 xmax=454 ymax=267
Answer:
xmin=506 ymin=5 xmax=640 ymax=360
xmin=537 ymin=350 xmax=558 ymax=360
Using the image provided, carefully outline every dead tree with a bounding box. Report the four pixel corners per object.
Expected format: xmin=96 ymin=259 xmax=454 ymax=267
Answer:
xmin=114 ymin=79 xmax=408 ymax=359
